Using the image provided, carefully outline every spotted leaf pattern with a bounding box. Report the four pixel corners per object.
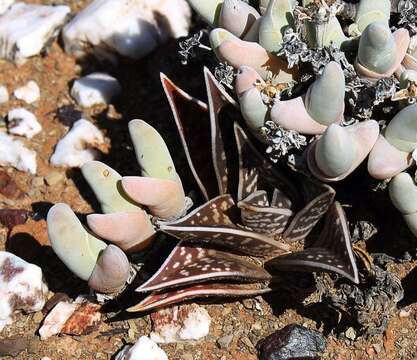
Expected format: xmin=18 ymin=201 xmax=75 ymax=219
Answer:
xmin=159 ymin=195 xmax=290 ymax=257
xmin=266 ymin=202 xmax=359 ymax=284
xmin=161 ymin=73 xmax=217 ymax=201
xmin=136 ymin=242 xmax=271 ymax=293
xmin=128 ymin=283 xmax=271 ymax=312
xmin=238 ymin=191 xmax=293 ymax=235
xmin=283 ymin=181 xmax=335 ymax=243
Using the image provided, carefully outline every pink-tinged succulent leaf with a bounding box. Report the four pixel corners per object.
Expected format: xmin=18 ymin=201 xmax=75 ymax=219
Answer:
xmin=159 ymin=194 xmax=290 ymax=257
xmin=266 ymin=202 xmax=359 ymax=284
xmin=283 ymin=180 xmax=335 ymax=243
xmin=234 ymin=123 xmax=298 ymax=202
xmin=121 ymin=176 xmax=185 ymax=220
xmin=128 ymin=283 xmax=271 ymax=312
xmin=86 ymin=211 xmax=155 ymax=253
xmin=135 ymin=242 xmax=271 ymax=293
xmin=238 ymin=191 xmax=293 ymax=235
xmin=160 ymin=72 xmax=218 ymax=201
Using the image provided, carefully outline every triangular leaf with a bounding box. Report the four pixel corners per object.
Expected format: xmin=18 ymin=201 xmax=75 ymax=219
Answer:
xmin=161 ymin=73 xmax=217 ymax=201
xmin=234 ymin=123 xmax=298 ymax=202
xmin=283 ymin=180 xmax=335 ymax=242
xmin=136 ymin=242 xmax=271 ymax=293
xmin=204 ymin=68 xmax=240 ymax=197
xmin=159 ymin=195 xmax=290 ymax=257
xmin=128 ymin=283 xmax=271 ymax=312
xmin=266 ymin=202 xmax=359 ymax=284
xmin=238 ymin=191 xmax=293 ymax=235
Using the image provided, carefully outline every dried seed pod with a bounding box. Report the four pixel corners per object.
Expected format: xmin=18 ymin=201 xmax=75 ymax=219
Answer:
xmin=219 ymin=0 xmax=260 ymax=38
xmin=47 ymin=203 xmax=129 ymax=293
xmin=368 ymin=104 xmax=417 ymax=179
xmin=308 ymin=121 xmax=380 ymax=182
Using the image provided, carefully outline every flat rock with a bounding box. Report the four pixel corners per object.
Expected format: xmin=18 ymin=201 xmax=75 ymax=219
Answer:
xmin=62 ymin=0 xmax=191 ymax=62
xmin=0 ymin=251 xmax=48 ymax=331
xmin=0 ymin=3 xmax=70 ymax=64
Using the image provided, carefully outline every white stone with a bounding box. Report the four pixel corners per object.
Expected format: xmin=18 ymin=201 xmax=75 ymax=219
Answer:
xmin=0 ymin=0 xmax=13 ymax=15
xmin=62 ymin=0 xmax=191 ymax=62
xmin=150 ymin=304 xmax=211 ymax=343
xmin=0 ymin=132 xmax=36 ymax=173
xmin=14 ymin=80 xmax=40 ymax=104
xmin=38 ymin=301 xmax=77 ymax=340
xmin=125 ymin=336 xmax=168 ymax=360
xmin=0 ymin=251 xmax=48 ymax=331
xmin=50 ymin=119 xmax=105 ymax=168
xmin=8 ymin=108 xmax=42 ymax=138
xmin=0 ymin=3 xmax=70 ymax=64
xmin=0 ymin=85 xmax=8 ymax=103
xmin=71 ymin=72 xmax=121 ymax=108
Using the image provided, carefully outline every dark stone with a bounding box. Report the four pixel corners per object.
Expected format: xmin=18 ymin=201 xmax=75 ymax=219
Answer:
xmin=56 ymin=105 xmax=83 ymax=126
xmin=257 ymin=324 xmax=326 ymax=360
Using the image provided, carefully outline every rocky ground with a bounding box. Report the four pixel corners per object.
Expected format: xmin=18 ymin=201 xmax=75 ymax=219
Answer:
xmin=1 ymin=0 xmax=417 ymax=359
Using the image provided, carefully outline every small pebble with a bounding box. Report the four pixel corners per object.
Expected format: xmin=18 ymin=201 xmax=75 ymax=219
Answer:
xmin=32 ymin=176 xmax=44 ymax=187
xmin=345 ymin=327 xmax=356 ymax=341
xmin=217 ymin=334 xmax=233 ymax=349
xmin=400 ymin=309 xmax=411 ymax=318
xmin=71 ymin=73 xmax=121 ymax=108
xmin=32 ymin=311 xmax=44 ymax=324
xmin=45 ymin=171 xmax=65 ymax=186
xmin=0 ymin=85 xmax=9 ymax=104
xmin=14 ymin=81 xmax=40 ymax=104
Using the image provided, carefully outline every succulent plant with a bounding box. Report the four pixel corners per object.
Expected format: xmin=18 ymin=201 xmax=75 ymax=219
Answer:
xmin=182 ymin=0 xmax=417 ymax=239
xmin=47 ymin=69 xmax=359 ymax=313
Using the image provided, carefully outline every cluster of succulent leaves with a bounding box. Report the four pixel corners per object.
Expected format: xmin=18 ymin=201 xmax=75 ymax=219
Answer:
xmin=47 ymin=0 xmax=417 ymax=337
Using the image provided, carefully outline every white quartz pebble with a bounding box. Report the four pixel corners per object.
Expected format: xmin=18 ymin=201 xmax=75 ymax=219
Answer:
xmin=0 ymin=0 xmax=14 ymax=15
xmin=0 ymin=251 xmax=48 ymax=331
xmin=0 ymin=85 xmax=8 ymax=103
xmin=71 ymin=73 xmax=121 ymax=108
xmin=150 ymin=304 xmax=211 ymax=343
xmin=14 ymin=81 xmax=40 ymax=104
xmin=0 ymin=3 xmax=70 ymax=64
xmin=50 ymin=119 xmax=105 ymax=168
xmin=125 ymin=336 xmax=168 ymax=360
xmin=38 ymin=301 xmax=78 ymax=340
xmin=62 ymin=0 xmax=191 ymax=62
xmin=0 ymin=132 xmax=36 ymax=173
xmin=8 ymin=108 xmax=42 ymax=138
